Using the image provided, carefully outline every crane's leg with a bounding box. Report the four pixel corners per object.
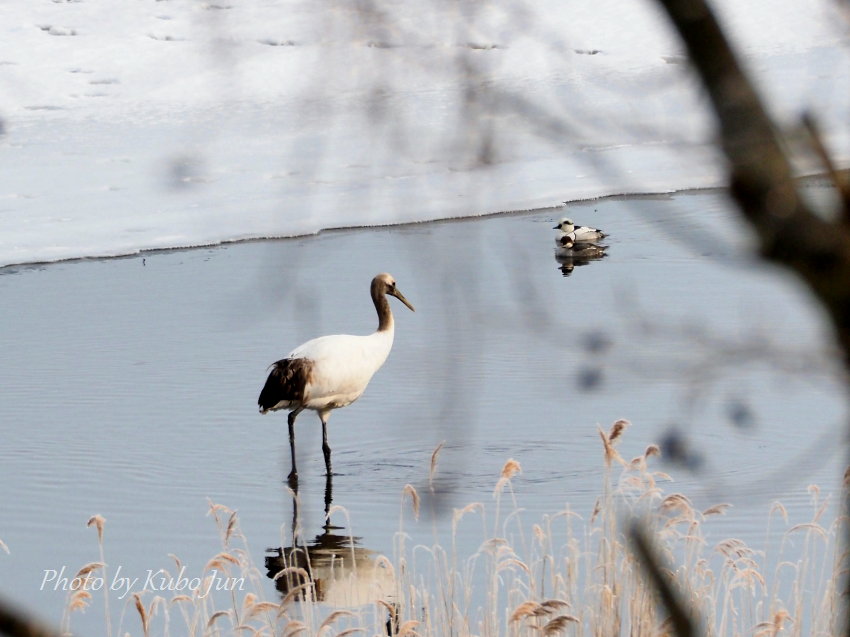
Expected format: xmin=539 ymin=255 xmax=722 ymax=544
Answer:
xmin=287 ymin=408 xmax=303 ymax=485
xmin=319 ymin=410 xmax=332 ymax=477
xmin=323 ymin=468 xmax=333 ymax=531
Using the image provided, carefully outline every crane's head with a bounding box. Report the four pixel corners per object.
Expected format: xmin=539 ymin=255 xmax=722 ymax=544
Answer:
xmin=374 ymin=273 xmax=415 ymax=312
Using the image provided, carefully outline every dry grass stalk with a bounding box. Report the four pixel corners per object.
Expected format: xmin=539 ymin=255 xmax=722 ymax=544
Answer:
xmin=813 ymin=495 xmax=831 ymax=524
xmin=225 ymin=510 xmax=239 ymax=544
xmin=662 ymin=515 xmax=693 ymax=532
xmin=659 ymin=494 xmax=695 ymax=518
xmin=754 ymin=609 xmax=792 ymax=636
xmin=597 ymin=426 xmax=625 ymax=467
xmin=283 ymin=620 xmax=308 ymax=637
xmin=168 ymin=553 xmax=182 ymax=571
xmin=206 ymin=500 xmax=233 ymax=521
xmin=590 ymin=498 xmax=601 ymax=524
xmin=247 ymin=601 xmax=279 ymax=620
xmin=334 ymin=628 xmax=365 ymax=637
xmin=497 ymin=557 xmax=530 ymax=574
xmin=510 ymin=601 xmax=543 ymax=622
xmin=71 ymin=562 xmax=105 ymax=588
xmin=281 ymin=582 xmax=314 ymax=608
xmin=540 ymin=614 xmax=579 ymax=635
xmin=67 ymin=590 xmax=92 ymax=612
xmin=319 ymin=609 xmax=356 ymax=632
xmin=608 ymin=419 xmax=630 ymax=443
xmin=452 ymin=502 xmax=483 ymax=530
xmin=207 ymin=499 xmax=240 ymax=547
xmin=241 ymin=591 xmax=257 ymax=616
xmin=481 ymin=537 xmax=509 ymax=554
xmin=403 ymin=483 xmax=420 ymax=521
xmin=702 ymin=504 xmax=732 ymax=517
xmin=205 ymin=551 xmax=241 ymax=572
xmin=512 ymin=599 xmax=573 ymax=626
xmin=494 ymin=458 xmax=522 ymax=495
xmin=429 ymin=441 xmax=445 ymax=486
xmin=770 ymin=501 xmax=789 ymax=524
xmin=532 ymin=523 xmax=546 ymax=544
xmin=375 ymin=599 xmax=396 ymax=629
xmin=787 ymin=522 xmax=828 ymax=539
xmin=395 ymin=619 xmax=420 ymax=636
xmin=501 ymin=458 xmax=522 ymax=479
xmin=808 ymin=484 xmax=821 ymax=499
xmin=540 ymin=600 xmax=570 ymax=613
xmin=374 ymin=554 xmax=396 ymax=579
xmin=714 ymin=538 xmax=752 ymax=559
xmin=148 ymin=596 xmax=166 ymax=624
xmin=86 ymin=514 xmax=105 ymax=543
xmin=0 ymin=538 xmax=8 ymax=554
xmin=133 ymin=592 xmax=150 ymax=637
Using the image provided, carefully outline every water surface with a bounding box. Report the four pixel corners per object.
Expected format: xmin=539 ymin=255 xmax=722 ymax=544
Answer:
xmin=0 ymin=188 xmax=845 ymax=632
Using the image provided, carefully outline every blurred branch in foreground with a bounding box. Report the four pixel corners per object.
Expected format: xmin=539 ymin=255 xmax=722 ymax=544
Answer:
xmin=0 ymin=597 xmax=65 ymax=637
xmin=650 ymin=0 xmax=850 ymax=634
xmin=652 ymin=0 xmax=850 ymax=362
xmin=629 ymin=522 xmax=698 ymax=637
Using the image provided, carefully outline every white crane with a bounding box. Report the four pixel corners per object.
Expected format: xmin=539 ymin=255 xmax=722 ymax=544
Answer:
xmin=258 ymin=273 xmax=415 ymax=482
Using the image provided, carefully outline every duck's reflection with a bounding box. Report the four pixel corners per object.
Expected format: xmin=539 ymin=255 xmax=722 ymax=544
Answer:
xmin=265 ymin=472 xmax=396 ymax=609
xmin=554 ymin=232 xmax=609 ymax=276
xmin=556 ymin=250 xmax=608 ymax=276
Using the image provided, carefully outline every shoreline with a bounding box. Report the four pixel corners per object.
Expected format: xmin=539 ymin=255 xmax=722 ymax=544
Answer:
xmin=3 ymin=171 xmax=845 ymax=272
xmin=0 ymin=185 xmax=719 ymax=272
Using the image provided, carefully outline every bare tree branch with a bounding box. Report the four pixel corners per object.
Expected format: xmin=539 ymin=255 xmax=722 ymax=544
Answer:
xmin=629 ymin=522 xmax=697 ymax=637
xmin=651 ymin=1 xmax=850 ymax=635
xmin=654 ymin=0 xmax=850 ymax=364
xmin=801 ymin=112 xmax=850 ymax=217
xmin=0 ymin=597 xmax=65 ymax=637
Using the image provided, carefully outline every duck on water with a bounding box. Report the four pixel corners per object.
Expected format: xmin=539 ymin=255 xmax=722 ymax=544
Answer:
xmin=553 ymin=215 xmax=606 ymax=243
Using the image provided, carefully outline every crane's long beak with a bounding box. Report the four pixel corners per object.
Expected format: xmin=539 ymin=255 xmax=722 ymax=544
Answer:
xmin=390 ymin=288 xmax=415 ymax=312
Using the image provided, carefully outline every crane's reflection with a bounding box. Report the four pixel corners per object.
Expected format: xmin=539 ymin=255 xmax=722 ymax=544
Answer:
xmin=265 ymin=471 xmax=396 ymax=611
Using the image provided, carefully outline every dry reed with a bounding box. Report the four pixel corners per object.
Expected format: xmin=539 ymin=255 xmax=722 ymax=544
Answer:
xmin=55 ymin=420 xmax=844 ymax=637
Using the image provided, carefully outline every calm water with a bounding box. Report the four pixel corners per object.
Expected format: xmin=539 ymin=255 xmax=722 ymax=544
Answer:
xmin=1 ymin=188 xmax=846 ymax=632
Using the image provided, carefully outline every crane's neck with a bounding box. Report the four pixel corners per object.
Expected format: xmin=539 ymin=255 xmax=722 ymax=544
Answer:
xmin=372 ymin=281 xmax=395 ymax=333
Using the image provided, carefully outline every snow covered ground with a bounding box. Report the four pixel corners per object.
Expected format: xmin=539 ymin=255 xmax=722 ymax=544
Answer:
xmin=1 ymin=0 xmax=848 ymax=267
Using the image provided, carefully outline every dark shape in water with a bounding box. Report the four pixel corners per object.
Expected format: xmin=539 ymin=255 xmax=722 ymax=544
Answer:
xmin=582 ymin=330 xmax=612 ymax=354
xmin=577 ymin=365 xmax=604 ymax=391
xmin=659 ymin=426 xmax=703 ymax=471
xmin=727 ymin=397 xmax=755 ymax=429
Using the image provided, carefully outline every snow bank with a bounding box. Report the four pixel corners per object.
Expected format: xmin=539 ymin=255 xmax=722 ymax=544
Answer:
xmin=1 ymin=0 xmax=847 ymax=266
